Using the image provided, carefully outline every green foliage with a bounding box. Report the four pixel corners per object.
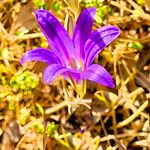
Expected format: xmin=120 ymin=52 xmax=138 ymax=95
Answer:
xmin=36 ymin=103 xmax=44 ymax=115
xmin=8 ymin=100 xmax=15 ymax=110
xmin=34 ymin=122 xmax=44 ymax=134
xmin=136 ymin=0 xmax=144 ymax=6
xmin=0 ymin=75 xmax=7 ymax=86
xmin=128 ymin=42 xmax=144 ymax=51
xmin=46 ymin=122 xmax=58 ymax=137
xmin=83 ymin=0 xmax=101 ymax=7
xmin=34 ymin=0 xmax=48 ymax=9
xmin=0 ymin=92 xmax=9 ymax=100
xmin=53 ymin=1 xmax=60 ymax=11
xmin=6 ymin=0 xmax=14 ymax=3
xmin=33 ymin=121 xmax=58 ymax=136
xmin=83 ymin=0 xmax=104 ymax=6
xmin=0 ymin=64 xmax=9 ymax=86
xmin=82 ymin=0 xmax=111 ymax=23
xmin=10 ymin=71 xmax=39 ymax=92
xmin=0 ymin=64 xmax=9 ymax=74
xmin=95 ymin=5 xmax=111 ymax=23
xmin=18 ymin=108 xmax=30 ymax=125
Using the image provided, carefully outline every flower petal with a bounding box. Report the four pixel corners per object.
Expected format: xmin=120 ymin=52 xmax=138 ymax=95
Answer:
xmin=81 ymin=64 xmax=114 ymax=88
xmin=84 ymin=25 xmax=120 ymax=67
xmin=43 ymin=64 xmax=80 ymax=84
xmin=73 ymin=7 xmax=96 ymax=59
xmin=35 ymin=10 xmax=76 ymax=65
xmin=20 ymin=48 xmax=61 ymax=65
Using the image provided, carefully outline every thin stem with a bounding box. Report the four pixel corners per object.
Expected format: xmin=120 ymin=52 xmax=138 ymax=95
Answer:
xmin=100 ymin=118 xmax=111 ymax=145
xmin=100 ymin=132 xmax=148 ymax=142
xmin=14 ymin=33 xmax=43 ymax=41
xmin=43 ymin=111 xmax=46 ymax=150
xmin=112 ymin=104 xmax=119 ymax=147
xmin=112 ymin=105 xmax=117 ymax=136
xmin=126 ymin=0 xmax=144 ymax=12
xmin=112 ymin=104 xmax=127 ymax=149
xmin=117 ymin=100 xmax=148 ymax=128
xmin=62 ymin=79 xmax=72 ymax=114
xmin=81 ymin=80 xmax=86 ymax=99
xmin=68 ymin=75 xmax=78 ymax=92
xmin=110 ymin=1 xmax=150 ymax=21
xmin=119 ymin=37 xmax=150 ymax=44
xmin=45 ymin=99 xmax=91 ymax=115
xmin=45 ymin=101 xmax=67 ymax=115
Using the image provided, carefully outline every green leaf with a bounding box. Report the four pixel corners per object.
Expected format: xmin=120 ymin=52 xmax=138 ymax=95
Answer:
xmin=36 ymin=103 xmax=44 ymax=115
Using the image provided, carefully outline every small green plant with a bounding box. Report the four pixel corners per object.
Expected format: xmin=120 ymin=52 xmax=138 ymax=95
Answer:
xmin=95 ymin=5 xmax=111 ymax=23
xmin=53 ymin=1 xmax=60 ymax=11
xmin=36 ymin=103 xmax=44 ymax=115
xmin=0 ymin=64 xmax=9 ymax=86
xmin=128 ymin=42 xmax=144 ymax=51
xmin=34 ymin=0 xmax=48 ymax=9
xmin=34 ymin=122 xmax=44 ymax=134
xmin=10 ymin=71 xmax=39 ymax=92
xmin=18 ymin=108 xmax=30 ymax=125
xmin=82 ymin=1 xmax=111 ymax=23
xmin=136 ymin=0 xmax=144 ymax=6
xmin=33 ymin=121 xmax=58 ymax=136
xmin=46 ymin=122 xmax=58 ymax=137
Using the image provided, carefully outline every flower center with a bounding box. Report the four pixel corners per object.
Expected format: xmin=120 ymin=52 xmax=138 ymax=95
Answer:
xmin=68 ymin=58 xmax=83 ymax=70
xmin=68 ymin=58 xmax=77 ymax=69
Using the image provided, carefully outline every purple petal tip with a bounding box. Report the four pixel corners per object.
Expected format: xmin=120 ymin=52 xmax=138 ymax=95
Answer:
xmin=35 ymin=9 xmax=46 ymax=16
xmin=85 ymin=7 xmax=96 ymax=17
xmin=113 ymin=26 xmax=121 ymax=36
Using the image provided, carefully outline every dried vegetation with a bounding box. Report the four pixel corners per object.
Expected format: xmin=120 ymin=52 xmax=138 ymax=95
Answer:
xmin=0 ymin=0 xmax=149 ymax=149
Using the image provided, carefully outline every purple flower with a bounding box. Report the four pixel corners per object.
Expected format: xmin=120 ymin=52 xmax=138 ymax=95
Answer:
xmin=20 ymin=7 xmax=120 ymax=88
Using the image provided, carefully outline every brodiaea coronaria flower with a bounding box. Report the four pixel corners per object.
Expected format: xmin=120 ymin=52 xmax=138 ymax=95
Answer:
xmin=20 ymin=7 xmax=120 ymax=88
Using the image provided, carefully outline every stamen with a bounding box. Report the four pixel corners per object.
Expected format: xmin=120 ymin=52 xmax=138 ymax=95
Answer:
xmin=68 ymin=58 xmax=77 ymax=69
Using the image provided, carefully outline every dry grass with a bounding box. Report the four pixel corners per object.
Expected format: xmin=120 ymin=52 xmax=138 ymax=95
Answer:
xmin=0 ymin=0 xmax=149 ymax=150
